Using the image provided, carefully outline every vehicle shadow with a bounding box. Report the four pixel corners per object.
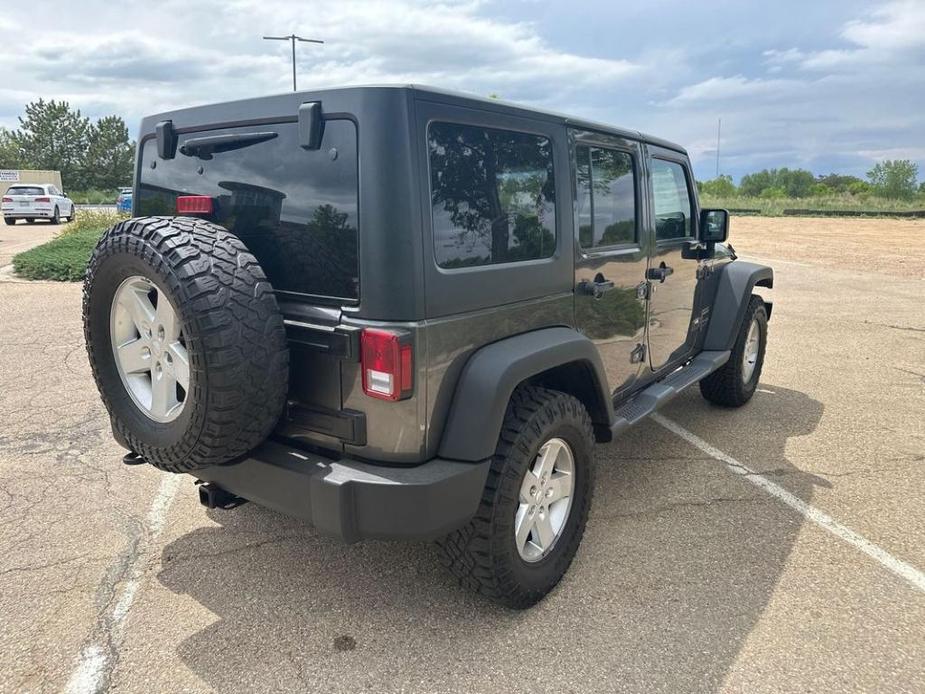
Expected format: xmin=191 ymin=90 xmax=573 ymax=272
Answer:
xmin=156 ymin=384 xmax=823 ymax=692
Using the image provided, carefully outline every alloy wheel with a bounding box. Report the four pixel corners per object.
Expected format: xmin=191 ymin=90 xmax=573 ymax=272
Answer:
xmin=110 ymin=276 xmax=190 ymax=422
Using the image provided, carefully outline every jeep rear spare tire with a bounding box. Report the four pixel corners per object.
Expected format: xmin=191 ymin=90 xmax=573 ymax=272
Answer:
xmin=83 ymin=216 xmax=289 ymax=473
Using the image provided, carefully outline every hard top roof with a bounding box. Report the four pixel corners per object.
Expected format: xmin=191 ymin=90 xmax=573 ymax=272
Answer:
xmin=141 ymin=84 xmax=687 ymax=155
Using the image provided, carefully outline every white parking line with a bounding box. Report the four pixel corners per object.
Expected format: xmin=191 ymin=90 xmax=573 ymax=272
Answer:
xmin=652 ymin=413 xmax=925 ymax=594
xmin=64 ymin=474 xmax=181 ymax=694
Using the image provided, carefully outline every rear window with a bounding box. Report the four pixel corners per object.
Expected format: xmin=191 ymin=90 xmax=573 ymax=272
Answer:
xmin=428 ymin=122 xmax=556 ymax=269
xmin=137 ymin=120 xmax=359 ymax=301
xmin=7 ymin=186 xmax=44 ymax=196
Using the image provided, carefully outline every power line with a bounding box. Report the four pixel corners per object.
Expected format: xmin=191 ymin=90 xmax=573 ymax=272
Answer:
xmin=262 ymin=34 xmax=324 ymax=92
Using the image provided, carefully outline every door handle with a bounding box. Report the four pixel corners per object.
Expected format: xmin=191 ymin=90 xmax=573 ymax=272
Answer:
xmin=577 ymin=277 xmax=615 ymax=299
xmin=646 ymin=263 xmax=674 ymax=283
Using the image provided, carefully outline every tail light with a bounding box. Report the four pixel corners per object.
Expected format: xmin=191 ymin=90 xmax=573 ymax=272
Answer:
xmin=360 ymin=328 xmax=413 ymax=401
xmin=34 ymin=197 xmax=50 ymax=203
xmin=1 ymin=197 xmax=11 ymax=203
xmin=176 ymin=195 xmax=213 ymax=214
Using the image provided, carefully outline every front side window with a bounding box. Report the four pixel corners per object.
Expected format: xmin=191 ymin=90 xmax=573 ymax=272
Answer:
xmin=575 ymin=145 xmax=636 ymax=248
xmin=651 ymin=159 xmax=694 ymax=241
xmin=428 ymin=122 xmax=556 ymax=269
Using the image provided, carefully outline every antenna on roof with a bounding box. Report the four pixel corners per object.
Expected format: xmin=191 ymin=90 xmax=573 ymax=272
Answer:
xmin=262 ymin=34 xmax=324 ymax=92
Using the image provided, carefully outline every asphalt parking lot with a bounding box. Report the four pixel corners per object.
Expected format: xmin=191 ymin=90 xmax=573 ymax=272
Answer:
xmin=0 ymin=216 xmax=923 ymax=693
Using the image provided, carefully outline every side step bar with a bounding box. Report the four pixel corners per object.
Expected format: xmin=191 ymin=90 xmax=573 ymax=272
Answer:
xmin=610 ymin=350 xmax=731 ymax=437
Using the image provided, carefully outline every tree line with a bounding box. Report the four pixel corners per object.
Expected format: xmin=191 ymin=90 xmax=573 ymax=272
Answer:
xmin=699 ymin=160 xmax=923 ymax=201
xmin=0 ymin=100 xmax=134 ymax=192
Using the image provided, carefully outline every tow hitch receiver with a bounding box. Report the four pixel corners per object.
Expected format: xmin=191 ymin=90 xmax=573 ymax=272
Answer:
xmin=197 ymin=482 xmax=248 ymax=510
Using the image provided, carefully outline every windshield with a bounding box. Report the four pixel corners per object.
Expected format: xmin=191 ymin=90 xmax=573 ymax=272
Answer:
xmin=6 ymin=186 xmax=44 ymax=196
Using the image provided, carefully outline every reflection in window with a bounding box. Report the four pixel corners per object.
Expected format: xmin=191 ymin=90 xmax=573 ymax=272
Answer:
xmin=576 ymin=146 xmax=636 ymax=248
xmin=651 ymin=159 xmax=693 ymax=241
xmin=428 ymin=122 xmax=556 ymax=268
xmin=137 ymin=120 xmax=359 ymax=300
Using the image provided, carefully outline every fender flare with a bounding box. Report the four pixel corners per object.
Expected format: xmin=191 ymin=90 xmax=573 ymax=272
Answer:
xmin=437 ymin=327 xmax=613 ymax=462
xmin=703 ymin=260 xmax=773 ymax=352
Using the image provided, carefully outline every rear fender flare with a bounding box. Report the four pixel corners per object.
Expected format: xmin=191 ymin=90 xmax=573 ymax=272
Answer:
xmin=437 ymin=327 xmax=613 ymax=462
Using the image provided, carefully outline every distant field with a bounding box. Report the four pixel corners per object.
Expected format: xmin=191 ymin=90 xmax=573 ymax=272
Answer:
xmin=702 ymin=194 xmax=925 ymax=217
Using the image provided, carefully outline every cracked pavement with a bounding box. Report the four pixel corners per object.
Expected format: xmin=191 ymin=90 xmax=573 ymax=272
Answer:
xmin=0 ymin=216 xmax=923 ymax=693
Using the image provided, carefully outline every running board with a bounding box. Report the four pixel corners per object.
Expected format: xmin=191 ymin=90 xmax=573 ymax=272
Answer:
xmin=610 ymin=350 xmax=731 ymax=437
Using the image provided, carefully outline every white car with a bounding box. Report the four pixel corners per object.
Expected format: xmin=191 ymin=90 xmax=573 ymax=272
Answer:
xmin=2 ymin=183 xmax=76 ymax=225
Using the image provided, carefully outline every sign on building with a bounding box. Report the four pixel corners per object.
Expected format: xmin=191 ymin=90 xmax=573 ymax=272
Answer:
xmin=0 ymin=170 xmax=21 ymax=182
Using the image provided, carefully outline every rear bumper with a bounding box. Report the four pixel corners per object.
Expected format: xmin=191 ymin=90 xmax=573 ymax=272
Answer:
xmin=193 ymin=441 xmax=490 ymax=543
xmin=2 ymin=209 xmax=53 ymax=218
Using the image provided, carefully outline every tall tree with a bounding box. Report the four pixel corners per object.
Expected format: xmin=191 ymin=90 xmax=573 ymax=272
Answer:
xmin=12 ymin=99 xmax=91 ymax=189
xmin=866 ymin=160 xmax=918 ymax=200
xmin=0 ymin=127 xmax=23 ymax=169
xmin=84 ymin=115 xmax=135 ymax=189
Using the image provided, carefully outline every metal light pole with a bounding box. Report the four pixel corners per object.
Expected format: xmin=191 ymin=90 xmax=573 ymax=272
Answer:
xmin=262 ymin=34 xmax=324 ymax=92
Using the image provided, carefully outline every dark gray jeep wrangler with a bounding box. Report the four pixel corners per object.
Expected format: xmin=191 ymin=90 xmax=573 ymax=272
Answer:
xmin=83 ymin=85 xmax=772 ymax=608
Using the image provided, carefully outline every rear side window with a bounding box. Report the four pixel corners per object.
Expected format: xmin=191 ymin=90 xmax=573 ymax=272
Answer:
xmin=7 ymin=186 xmax=44 ymax=196
xmin=575 ymin=146 xmax=636 ymax=248
xmin=651 ymin=159 xmax=694 ymax=241
xmin=428 ymin=122 xmax=556 ymax=269
xmin=137 ymin=120 xmax=359 ymax=300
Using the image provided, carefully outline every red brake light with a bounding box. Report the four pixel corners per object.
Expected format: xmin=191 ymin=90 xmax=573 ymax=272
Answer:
xmin=361 ymin=328 xmax=413 ymax=401
xmin=1 ymin=197 xmax=11 ymax=203
xmin=34 ymin=196 xmax=50 ymax=203
xmin=176 ymin=195 xmax=213 ymax=214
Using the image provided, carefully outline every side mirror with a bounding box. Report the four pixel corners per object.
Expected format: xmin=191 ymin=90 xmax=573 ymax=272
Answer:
xmin=700 ymin=208 xmax=729 ymax=243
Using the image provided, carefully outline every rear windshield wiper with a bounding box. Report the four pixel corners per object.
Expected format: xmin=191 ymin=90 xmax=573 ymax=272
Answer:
xmin=179 ymin=132 xmax=278 ymax=160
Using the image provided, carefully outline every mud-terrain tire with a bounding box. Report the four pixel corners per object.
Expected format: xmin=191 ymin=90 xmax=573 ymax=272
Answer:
xmin=437 ymin=386 xmax=594 ymax=609
xmin=83 ymin=216 xmax=289 ymax=473
xmin=700 ymin=295 xmax=768 ymax=407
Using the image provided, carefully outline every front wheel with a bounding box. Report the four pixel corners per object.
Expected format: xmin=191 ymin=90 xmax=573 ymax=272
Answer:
xmin=3 ymin=218 xmax=14 ymax=226
xmin=437 ymin=386 xmax=594 ymax=609
xmin=700 ymin=295 xmax=768 ymax=407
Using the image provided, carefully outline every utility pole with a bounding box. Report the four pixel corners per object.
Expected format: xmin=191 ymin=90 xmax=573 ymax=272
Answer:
xmin=715 ymin=118 xmax=722 ymax=178
xmin=262 ymin=34 xmax=324 ymax=92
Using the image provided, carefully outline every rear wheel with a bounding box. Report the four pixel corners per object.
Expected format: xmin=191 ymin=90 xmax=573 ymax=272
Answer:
xmin=51 ymin=207 xmax=60 ymax=224
xmin=83 ymin=216 xmax=289 ymax=472
xmin=69 ymin=206 xmax=77 ymax=222
xmin=437 ymin=386 xmax=594 ymax=609
xmin=3 ymin=218 xmax=14 ymax=225
xmin=25 ymin=218 xmax=35 ymax=224
xmin=699 ymin=295 xmax=768 ymax=407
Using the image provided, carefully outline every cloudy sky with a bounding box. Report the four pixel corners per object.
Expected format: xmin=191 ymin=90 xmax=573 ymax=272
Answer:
xmin=1 ymin=0 xmax=922 ymax=181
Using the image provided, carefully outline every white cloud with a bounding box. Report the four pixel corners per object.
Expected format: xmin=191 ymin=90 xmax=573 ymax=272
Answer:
xmin=0 ymin=0 xmax=636 ymax=129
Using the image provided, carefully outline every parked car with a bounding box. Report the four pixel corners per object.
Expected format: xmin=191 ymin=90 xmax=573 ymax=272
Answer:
xmin=116 ymin=187 xmax=133 ymax=213
xmin=82 ymin=86 xmax=772 ymax=608
xmin=2 ymin=183 xmax=75 ymax=225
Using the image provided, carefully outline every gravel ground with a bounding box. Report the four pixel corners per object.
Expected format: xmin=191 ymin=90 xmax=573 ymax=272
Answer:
xmin=0 ymin=216 xmax=922 ymax=693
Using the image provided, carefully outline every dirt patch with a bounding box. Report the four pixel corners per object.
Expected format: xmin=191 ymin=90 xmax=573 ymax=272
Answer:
xmin=729 ymin=216 xmax=925 ymax=279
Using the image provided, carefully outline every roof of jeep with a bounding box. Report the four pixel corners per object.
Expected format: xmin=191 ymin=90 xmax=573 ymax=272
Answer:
xmin=139 ymin=84 xmax=688 ymax=155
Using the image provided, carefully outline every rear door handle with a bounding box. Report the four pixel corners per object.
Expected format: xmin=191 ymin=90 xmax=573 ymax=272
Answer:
xmin=646 ymin=264 xmax=674 ymax=283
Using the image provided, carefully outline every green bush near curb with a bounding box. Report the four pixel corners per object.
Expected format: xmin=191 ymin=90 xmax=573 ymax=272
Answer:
xmin=12 ymin=211 xmax=123 ymax=281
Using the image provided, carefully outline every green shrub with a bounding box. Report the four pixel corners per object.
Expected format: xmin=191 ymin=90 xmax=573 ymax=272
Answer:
xmin=67 ymin=189 xmax=120 ymax=205
xmin=12 ymin=211 xmax=123 ymax=281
